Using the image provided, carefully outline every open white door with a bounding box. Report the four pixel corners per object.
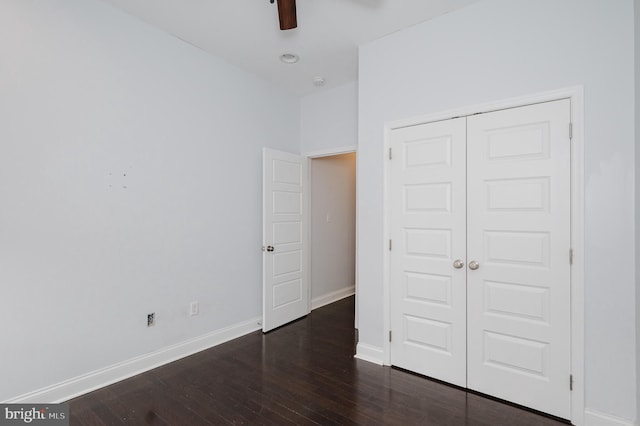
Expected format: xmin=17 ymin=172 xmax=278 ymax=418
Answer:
xmin=262 ymin=148 xmax=309 ymax=332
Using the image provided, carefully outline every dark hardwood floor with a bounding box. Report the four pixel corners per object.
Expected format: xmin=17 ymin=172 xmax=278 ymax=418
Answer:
xmin=70 ymin=297 xmax=569 ymax=425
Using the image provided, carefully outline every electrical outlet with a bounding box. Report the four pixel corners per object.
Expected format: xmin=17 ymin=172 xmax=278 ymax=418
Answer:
xmin=147 ymin=313 xmax=155 ymax=327
xmin=190 ymin=302 xmax=199 ymax=316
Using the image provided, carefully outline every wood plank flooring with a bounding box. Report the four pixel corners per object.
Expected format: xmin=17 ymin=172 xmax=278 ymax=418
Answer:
xmin=69 ymin=297 xmax=569 ymax=425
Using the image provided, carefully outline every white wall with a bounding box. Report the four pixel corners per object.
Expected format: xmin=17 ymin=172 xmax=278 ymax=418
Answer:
xmin=310 ymin=154 xmax=356 ymax=306
xmin=0 ymin=0 xmax=299 ymax=401
xmin=358 ymin=0 xmax=636 ymax=421
xmin=301 ymin=82 xmax=358 ymax=154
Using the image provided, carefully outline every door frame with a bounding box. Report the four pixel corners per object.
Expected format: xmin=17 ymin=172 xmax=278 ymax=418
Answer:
xmin=382 ymin=87 xmax=584 ymax=425
xmin=304 ymin=146 xmax=358 ymax=325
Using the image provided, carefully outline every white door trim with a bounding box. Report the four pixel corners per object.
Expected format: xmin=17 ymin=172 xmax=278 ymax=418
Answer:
xmin=304 ymin=145 xmax=357 ymax=159
xmin=382 ymin=86 xmax=585 ymax=425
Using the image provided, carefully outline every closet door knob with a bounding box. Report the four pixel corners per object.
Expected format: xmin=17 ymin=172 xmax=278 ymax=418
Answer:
xmin=468 ymin=261 xmax=480 ymax=270
xmin=453 ymin=259 xmax=465 ymax=269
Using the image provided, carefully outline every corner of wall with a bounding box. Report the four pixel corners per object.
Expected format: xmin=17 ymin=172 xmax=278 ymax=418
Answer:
xmin=635 ymin=0 xmax=640 ymax=423
xmin=354 ymin=342 xmax=384 ymax=366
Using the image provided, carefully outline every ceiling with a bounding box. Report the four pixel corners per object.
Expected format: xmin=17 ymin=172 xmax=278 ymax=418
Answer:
xmin=99 ymin=0 xmax=479 ymax=96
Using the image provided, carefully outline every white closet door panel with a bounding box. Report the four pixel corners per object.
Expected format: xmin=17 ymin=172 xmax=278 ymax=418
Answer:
xmin=389 ymin=118 xmax=467 ymax=387
xmin=466 ymin=99 xmax=571 ymax=419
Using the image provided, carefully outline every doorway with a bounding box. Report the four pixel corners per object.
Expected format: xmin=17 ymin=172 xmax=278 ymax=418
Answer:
xmin=262 ymin=149 xmax=357 ymax=332
xmin=309 ymin=153 xmax=357 ymax=314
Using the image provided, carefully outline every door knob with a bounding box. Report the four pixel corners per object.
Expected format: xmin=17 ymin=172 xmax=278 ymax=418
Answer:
xmin=263 ymin=245 xmax=275 ymax=252
xmin=468 ymin=261 xmax=479 ymax=270
xmin=453 ymin=259 xmax=465 ymax=269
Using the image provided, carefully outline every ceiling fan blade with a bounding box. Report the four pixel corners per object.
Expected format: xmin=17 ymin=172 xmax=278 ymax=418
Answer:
xmin=277 ymin=0 xmax=297 ymax=30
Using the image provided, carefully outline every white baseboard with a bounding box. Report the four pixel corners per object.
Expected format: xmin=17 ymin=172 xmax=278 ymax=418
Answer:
xmin=584 ymin=409 xmax=634 ymax=426
xmin=354 ymin=342 xmax=384 ymax=365
xmin=5 ymin=316 xmax=262 ymax=404
xmin=311 ymin=285 xmax=355 ymax=310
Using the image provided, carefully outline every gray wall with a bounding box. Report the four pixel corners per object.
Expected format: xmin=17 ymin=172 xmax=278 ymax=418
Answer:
xmin=301 ymin=82 xmax=358 ymax=155
xmin=358 ymin=0 xmax=636 ymax=421
xmin=0 ymin=0 xmax=299 ymax=401
xmin=636 ymin=0 xmax=640 ymax=422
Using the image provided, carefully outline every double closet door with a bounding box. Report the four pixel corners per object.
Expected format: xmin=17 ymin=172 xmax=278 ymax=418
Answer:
xmin=389 ymin=99 xmax=571 ymax=419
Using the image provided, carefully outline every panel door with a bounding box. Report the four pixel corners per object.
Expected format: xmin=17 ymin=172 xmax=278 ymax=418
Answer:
xmin=262 ymin=148 xmax=309 ymax=333
xmin=389 ymin=118 xmax=467 ymax=386
xmin=466 ymin=99 xmax=571 ymax=418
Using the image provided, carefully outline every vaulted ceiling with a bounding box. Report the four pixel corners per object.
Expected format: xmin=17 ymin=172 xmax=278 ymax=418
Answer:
xmin=100 ymin=0 xmax=479 ymax=96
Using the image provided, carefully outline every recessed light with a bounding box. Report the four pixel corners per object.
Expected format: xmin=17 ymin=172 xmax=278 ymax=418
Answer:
xmin=280 ymin=53 xmax=299 ymax=64
xmin=312 ymin=76 xmax=326 ymax=87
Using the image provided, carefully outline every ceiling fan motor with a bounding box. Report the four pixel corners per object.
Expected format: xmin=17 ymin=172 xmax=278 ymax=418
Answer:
xmin=270 ymin=0 xmax=297 ymax=31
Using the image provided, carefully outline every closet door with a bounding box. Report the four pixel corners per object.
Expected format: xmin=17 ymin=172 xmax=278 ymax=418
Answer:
xmin=466 ymin=100 xmax=571 ymax=419
xmin=389 ymin=118 xmax=467 ymax=386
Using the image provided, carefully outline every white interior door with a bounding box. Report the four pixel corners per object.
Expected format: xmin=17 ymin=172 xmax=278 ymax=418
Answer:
xmin=389 ymin=118 xmax=467 ymax=387
xmin=262 ymin=148 xmax=309 ymax=333
xmin=466 ymin=99 xmax=571 ymax=419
